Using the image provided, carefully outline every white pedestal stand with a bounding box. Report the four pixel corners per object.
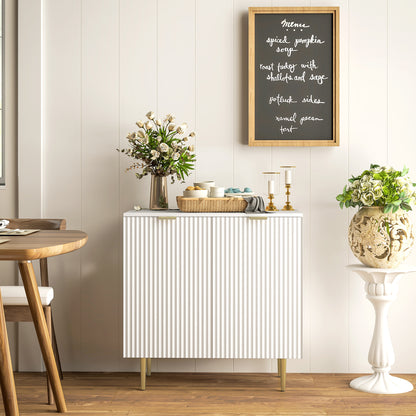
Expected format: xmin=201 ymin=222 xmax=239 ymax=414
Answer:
xmin=348 ymin=264 xmax=416 ymax=394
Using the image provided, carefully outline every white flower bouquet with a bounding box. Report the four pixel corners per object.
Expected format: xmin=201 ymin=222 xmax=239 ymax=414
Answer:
xmin=336 ymin=164 xmax=416 ymax=213
xmin=119 ymin=111 xmax=196 ymax=183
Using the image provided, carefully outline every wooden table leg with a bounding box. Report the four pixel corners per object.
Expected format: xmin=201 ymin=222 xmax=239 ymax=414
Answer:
xmin=44 ymin=306 xmax=54 ymax=406
xmin=0 ymin=289 xmax=19 ymax=416
xmin=18 ymin=261 xmax=67 ymax=413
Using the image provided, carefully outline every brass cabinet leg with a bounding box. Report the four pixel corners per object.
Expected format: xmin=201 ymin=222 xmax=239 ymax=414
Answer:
xmin=146 ymin=358 xmax=151 ymax=376
xmin=279 ymin=359 xmax=287 ymax=392
xmin=140 ymin=358 xmax=146 ymax=391
xmin=277 ymin=359 xmax=281 ymax=378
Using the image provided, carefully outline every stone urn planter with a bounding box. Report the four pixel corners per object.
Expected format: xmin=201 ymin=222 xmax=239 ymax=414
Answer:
xmin=348 ymin=206 xmax=415 ymax=268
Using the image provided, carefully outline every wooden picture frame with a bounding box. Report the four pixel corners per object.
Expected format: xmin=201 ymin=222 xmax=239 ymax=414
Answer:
xmin=248 ymin=7 xmax=339 ymax=146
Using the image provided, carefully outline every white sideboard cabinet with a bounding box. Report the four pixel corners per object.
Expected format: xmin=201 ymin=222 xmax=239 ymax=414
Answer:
xmin=123 ymin=210 xmax=302 ymax=391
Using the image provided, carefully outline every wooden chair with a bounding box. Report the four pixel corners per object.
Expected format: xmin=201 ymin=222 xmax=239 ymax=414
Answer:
xmin=1 ymin=218 xmax=65 ymax=405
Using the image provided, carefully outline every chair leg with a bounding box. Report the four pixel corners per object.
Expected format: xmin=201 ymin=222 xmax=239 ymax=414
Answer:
xmin=39 ymin=258 xmax=63 ymax=381
xmin=51 ymin=314 xmax=63 ymax=380
xmin=140 ymin=358 xmax=146 ymax=391
xmin=0 ymin=290 xmax=19 ymax=416
xmin=146 ymin=358 xmax=151 ymax=376
xmin=44 ymin=307 xmax=54 ymax=405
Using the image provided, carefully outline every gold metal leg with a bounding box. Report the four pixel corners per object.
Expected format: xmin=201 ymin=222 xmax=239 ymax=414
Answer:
xmin=279 ymin=359 xmax=286 ymax=392
xmin=277 ymin=359 xmax=281 ymax=378
xmin=140 ymin=358 xmax=146 ymax=391
xmin=146 ymin=358 xmax=151 ymax=376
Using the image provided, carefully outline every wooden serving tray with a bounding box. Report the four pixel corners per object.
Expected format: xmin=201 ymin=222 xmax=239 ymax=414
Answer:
xmin=177 ymin=196 xmax=248 ymax=212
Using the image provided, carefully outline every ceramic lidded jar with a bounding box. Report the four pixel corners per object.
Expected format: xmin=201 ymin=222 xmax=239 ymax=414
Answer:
xmin=348 ymin=206 xmax=415 ymax=268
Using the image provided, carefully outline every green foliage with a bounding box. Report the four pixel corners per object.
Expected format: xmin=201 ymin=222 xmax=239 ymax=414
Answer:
xmin=158 ymin=195 xmax=168 ymax=209
xmin=117 ymin=112 xmax=196 ymax=184
xmin=336 ymin=164 xmax=416 ymax=212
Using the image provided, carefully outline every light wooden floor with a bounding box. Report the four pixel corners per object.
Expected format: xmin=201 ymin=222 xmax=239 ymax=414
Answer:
xmin=3 ymin=372 xmax=416 ymax=415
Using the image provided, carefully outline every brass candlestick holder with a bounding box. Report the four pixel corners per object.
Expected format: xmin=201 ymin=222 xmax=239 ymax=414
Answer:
xmin=282 ymin=184 xmax=294 ymax=211
xmin=280 ymin=165 xmax=296 ymax=211
xmin=266 ymin=193 xmax=278 ymax=211
xmin=262 ymin=171 xmax=280 ymax=212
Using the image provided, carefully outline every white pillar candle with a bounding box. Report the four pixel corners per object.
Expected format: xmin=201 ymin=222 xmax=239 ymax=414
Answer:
xmin=285 ymin=170 xmax=292 ymax=185
xmin=268 ymin=180 xmax=275 ymax=195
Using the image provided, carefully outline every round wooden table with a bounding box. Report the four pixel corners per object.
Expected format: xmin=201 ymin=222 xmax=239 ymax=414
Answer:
xmin=0 ymin=230 xmax=87 ymax=415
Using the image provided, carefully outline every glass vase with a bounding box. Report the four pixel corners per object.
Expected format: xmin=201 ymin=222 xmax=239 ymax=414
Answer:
xmin=150 ymin=175 xmax=168 ymax=210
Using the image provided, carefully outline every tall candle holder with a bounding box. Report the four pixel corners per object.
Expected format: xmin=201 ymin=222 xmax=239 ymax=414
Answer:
xmin=262 ymin=172 xmax=280 ymax=211
xmin=280 ymin=166 xmax=296 ymax=211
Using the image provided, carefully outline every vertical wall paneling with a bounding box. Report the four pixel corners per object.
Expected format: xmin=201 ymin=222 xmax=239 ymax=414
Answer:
xmin=17 ymin=0 xmax=44 ymax=371
xmin=270 ymin=0 xmax=312 ymax=374
xmin=18 ymin=0 xmax=43 ymax=218
xmin=156 ymin=0 xmax=197 ymax=371
xmin=232 ymin=0 xmax=273 ymax=373
xmin=348 ymin=0 xmax=388 ymax=173
xmin=119 ymin=0 xmax=157 ymax=214
xmin=157 ymin=0 xmax=196 ymax=212
xmin=2 ymin=0 xmax=19 ymax=367
xmin=387 ymin=0 xmax=416 ymax=373
xmin=195 ymin=0 xmax=234 ymax=188
xmin=119 ymin=0 xmax=158 ymax=371
xmin=347 ymin=0 xmax=388 ymax=373
xmin=17 ymin=0 xmax=416 ymax=373
xmin=43 ymin=0 xmax=82 ymax=228
xmin=80 ymin=0 xmax=120 ymax=370
xmin=43 ymin=0 xmax=83 ymax=371
xmin=195 ymin=0 xmax=235 ymax=371
xmin=233 ymin=0 xmax=272 ymax=210
xmin=309 ymin=0 xmax=349 ymax=372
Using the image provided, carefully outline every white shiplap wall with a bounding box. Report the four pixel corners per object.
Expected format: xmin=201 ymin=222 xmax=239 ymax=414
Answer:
xmin=17 ymin=0 xmax=416 ymax=373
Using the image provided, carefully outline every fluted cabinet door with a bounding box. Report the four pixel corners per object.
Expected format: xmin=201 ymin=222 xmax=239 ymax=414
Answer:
xmin=124 ymin=215 xmax=212 ymax=358
xmin=211 ymin=216 xmax=302 ymax=359
xmin=124 ymin=211 xmax=302 ymax=360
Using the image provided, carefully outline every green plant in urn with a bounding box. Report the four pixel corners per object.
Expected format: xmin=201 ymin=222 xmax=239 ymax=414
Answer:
xmin=337 ymin=164 xmax=416 ymax=268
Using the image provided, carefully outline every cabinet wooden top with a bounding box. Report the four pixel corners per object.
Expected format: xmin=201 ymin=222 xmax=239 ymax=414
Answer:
xmin=0 ymin=230 xmax=88 ymax=261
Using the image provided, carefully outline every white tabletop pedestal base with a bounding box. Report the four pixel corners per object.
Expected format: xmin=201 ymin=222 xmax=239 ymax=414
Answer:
xmin=348 ymin=264 xmax=416 ymax=395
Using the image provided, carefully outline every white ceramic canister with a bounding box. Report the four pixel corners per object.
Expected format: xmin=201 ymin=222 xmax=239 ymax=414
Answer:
xmin=209 ymin=186 xmax=225 ymax=198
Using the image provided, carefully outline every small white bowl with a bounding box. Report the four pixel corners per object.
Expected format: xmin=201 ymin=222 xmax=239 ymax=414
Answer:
xmin=194 ymin=181 xmax=215 ymax=191
xmin=183 ymin=189 xmax=208 ymax=198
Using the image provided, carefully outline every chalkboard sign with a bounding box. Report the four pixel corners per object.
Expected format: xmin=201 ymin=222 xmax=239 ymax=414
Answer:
xmin=248 ymin=8 xmax=339 ymax=146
